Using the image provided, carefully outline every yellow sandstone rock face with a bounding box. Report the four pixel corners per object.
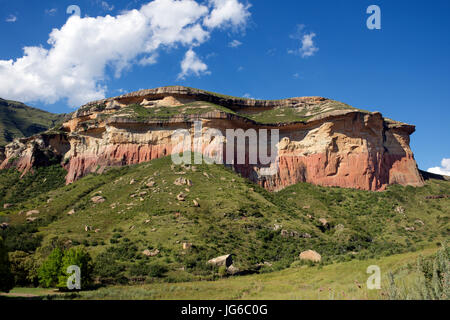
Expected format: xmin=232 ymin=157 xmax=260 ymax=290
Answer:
xmin=0 ymin=86 xmax=424 ymax=191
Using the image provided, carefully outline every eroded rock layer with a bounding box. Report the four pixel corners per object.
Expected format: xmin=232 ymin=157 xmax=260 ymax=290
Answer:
xmin=0 ymin=86 xmax=424 ymax=191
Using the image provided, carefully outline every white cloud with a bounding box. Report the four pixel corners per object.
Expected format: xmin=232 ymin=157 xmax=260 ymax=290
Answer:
xmin=289 ymin=24 xmax=319 ymax=58
xmin=204 ymin=0 xmax=251 ymax=29
xmin=427 ymin=158 xmax=450 ymax=176
xmin=243 ymin=93 xmax=253 ymax=99
xmin=6 ymin=14 xmax=17 ymax=23
xmin=0 ymin=0 xmax=251 ymax=107
xmin=178 ymin=48 xmax=210 ymax=79
xmin=237 ymin=66 xmax=244 ymax=71
xmin=139 ymin=53 xmax=159 ymax=66
xmin=45 ymin=8 xmax=58 ymax=16
xmin=229 ymin=39 xmax=242 ymax=48
xmin=299 ymin=33 xmax=318 ymax=57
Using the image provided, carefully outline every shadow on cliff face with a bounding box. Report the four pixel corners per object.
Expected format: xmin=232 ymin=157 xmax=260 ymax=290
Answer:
xmin=419 ymin=169 xmax=450 ymax=181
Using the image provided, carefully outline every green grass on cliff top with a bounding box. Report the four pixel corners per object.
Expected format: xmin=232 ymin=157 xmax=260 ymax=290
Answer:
xmin=0 ymin=155 xmax=448 ymax=287
xmin=102 ymin=98 xmax=361 ymax=125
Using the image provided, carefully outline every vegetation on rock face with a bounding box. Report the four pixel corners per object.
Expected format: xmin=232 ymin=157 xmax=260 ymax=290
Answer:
xmin=0 ymin=98 xmax=67 ymax=146
xmin=112 ymin=102 xmax=236 ymax=122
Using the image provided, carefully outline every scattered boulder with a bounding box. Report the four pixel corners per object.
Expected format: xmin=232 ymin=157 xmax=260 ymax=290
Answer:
xmin=273 ymin=224 xmax=282 ymax=231
xmin=130 ymin=179 xmax=136 ymax=185
xmin=192 ymin=200 xmax=199 ymax=207
xmin=281 ymin=230 xmax=299 ymax=238
xmin=3 ymin=203 xmax=13 ymax=209
xmin=26 ymin=217 xmax=38 ymax=223
xmin=207 ymin=254 xmax=233 ymax=268
xmin=67 ymin=209 xmax=75 ymax=216
xmin=26 ymin=210 xmax=40 ymax=217
xmin=91 ymin=196 xmax=105 ymax=204
xmin=146 ymin=181 xmax=156 ymax=187
xmin=0 ymin=222 xmax=9 ymax=230
xmin=405 ymin=226 xmax=415 ymax=232
xmin=335 ymin=224 xmax=345 ymax=231
xmin=143 ymin=249 xmax=160 ymax=257
xmin=395 ymin=206 xmax=405 ymax=214
xmin=318 ymin=218 xmax=328 ymax=227
xmin=182 ymin=242 xmax=193 ymax=250
xmin=203 ymin=172 xmax=210 ymax=178
xmin=174 ymin=177 xmax=192 ymax=186
xmin=227 ymin=265 xmax=240 ymax=275
xmin=415 ymin=219 xmax=424 ymax=226
xmin=303 ymin=205 xmax=310 ymax=209
xmin=302 ymin=233 xmax=312 ymax=239
xmin=138 ymin=191 xmax=148 ymax=196
xmin=299 ymin=250 xmax=322 ymax=263
xmin=177 ymin=193 xmax=186 ymax=201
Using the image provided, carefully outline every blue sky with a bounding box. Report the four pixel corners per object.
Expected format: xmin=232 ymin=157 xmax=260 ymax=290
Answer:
xmin=0 ymin=0 xmax=449 ymax=172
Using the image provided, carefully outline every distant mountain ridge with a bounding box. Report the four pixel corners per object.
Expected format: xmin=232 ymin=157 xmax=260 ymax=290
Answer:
xmin=0 ymin=98 xmax=68 ymax=146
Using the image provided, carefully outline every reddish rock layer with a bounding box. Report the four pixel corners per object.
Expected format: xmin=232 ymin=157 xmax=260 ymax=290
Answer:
xmin=0 ymin=87 xmax=425 ymax=191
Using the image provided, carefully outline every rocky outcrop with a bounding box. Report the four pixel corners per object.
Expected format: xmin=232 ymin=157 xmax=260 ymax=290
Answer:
xmin=0 ymin=86 xmax=424 ymax=191
xmin=0 ymin=133 xmax=70 ymax=173
xmin=299 ymin=250 xmax=322 ymax=262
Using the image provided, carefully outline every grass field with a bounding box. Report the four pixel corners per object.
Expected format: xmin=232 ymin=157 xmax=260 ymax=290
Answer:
xmin=2 ymin=247 xmax=439 ymax=300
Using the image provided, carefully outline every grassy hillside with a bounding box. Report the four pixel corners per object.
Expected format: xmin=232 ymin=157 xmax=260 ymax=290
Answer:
xmin=0 ymin=98 xmax=67 ymax=146
xmin=0 ymin=155 xmax=448 ymax=292
xmin=1 ymin=247 xmax=442 ymax=300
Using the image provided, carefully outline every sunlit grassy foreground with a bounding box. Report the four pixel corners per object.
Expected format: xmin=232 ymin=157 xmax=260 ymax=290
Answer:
xmin=18 ymin=247 xmax=432 ymax=300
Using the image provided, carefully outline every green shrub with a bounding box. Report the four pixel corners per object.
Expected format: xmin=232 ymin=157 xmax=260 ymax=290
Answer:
xmin=0 ymin=224 xmax=43 ymax=253
xmin=8 ymin=251 xmax=39 ymax=286
xmin=38 ymin=247 xmax=63 ymax=288
xmin=0 ymin=236 xmax=14 ymax=292
xmin=387 ymin=243 xmax=449 ymax=300
xmin=218 ymin=266 xmax=227 ymax=278
xmin=38 ymin=247 xmax=93 ymax=290
xmin=57 ymin=247 xmax=94 ymax=289
xmin=129 ymin=261 xmax=168 ymax=278
xmin=93 ymin=252 xmax=126 ymax=284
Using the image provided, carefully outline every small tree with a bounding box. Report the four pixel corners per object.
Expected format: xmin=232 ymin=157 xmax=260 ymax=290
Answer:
xmin=0 ymin=236 xmax=15 ymax=292
xmin=38 ymin=247 xmax=63 ymax=288
xmin=57 ymin=247 xmax=93 ymax=289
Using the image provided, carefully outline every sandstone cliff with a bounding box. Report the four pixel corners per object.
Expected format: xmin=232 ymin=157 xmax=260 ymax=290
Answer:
xmin=0 ymin=86 xmax=424 ymax=191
